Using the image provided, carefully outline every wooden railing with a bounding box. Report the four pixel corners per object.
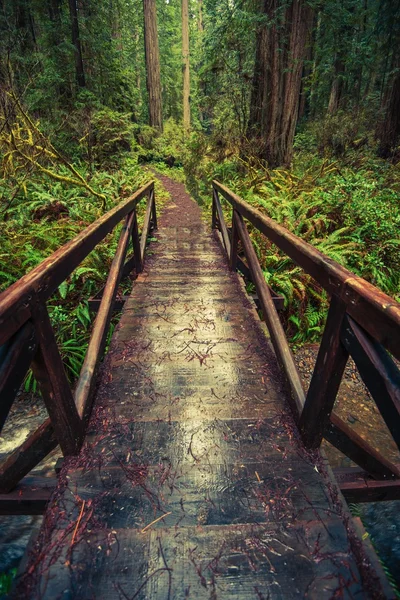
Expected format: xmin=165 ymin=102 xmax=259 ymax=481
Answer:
xmin=0 ymin=181 xmax=157 ymax=494
xmin=212 ymin=180 xmax=400 ymax=501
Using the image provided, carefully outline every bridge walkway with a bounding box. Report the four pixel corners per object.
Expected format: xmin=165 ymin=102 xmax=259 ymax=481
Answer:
xmin=14 ymin=178 xmax=387 ymax=599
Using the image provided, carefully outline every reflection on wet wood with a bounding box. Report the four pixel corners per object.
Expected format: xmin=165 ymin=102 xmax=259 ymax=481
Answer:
xmin=15 ymin=187 xmax=390 ymax=599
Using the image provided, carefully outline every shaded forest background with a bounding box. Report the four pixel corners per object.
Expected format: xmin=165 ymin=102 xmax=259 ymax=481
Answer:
xmin=1 ymin=0 xmax=400 ymax=371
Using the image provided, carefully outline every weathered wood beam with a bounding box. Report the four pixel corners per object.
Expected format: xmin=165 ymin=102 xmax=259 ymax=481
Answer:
xmin=325 ymin=413 xmax=400 ymax=480
xmin=75 ymin=211 xmax=136 ymax=425
xmin=213 ymin=180 xmax=400 ymax=361
xmin=0 ymin=182 xmax=154 ymax=346
xmin=31 ymin=302 xmax=83 ymax=456
xmin=340 ymin=478 xmax=400 ymax=503
xmin=213 ymin=189 xmax=231 ymax=257
xmin=0 ymin=419 xmax=57 ymax=493
xmin=140 ymin=192 xmax=155 ymax=261
xmin=341 ymin=315 xmax=400 ymax=451
xmin=0 ymin=476 xmax=55 ymax=515
xmin=299 ymin=295 xmax=349 ymax=448
xmin=234 ymin=211 xmax=305 ymax=419
xmin=0 ymin=321 xmax=37 ymax=433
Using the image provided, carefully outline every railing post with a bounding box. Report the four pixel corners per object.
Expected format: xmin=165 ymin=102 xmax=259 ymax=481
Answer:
xmin=299 ymin=294 xmax=349 ymax=448
xmin=230 ymin=209 xmax=239 ymax=271
xmin=131 ymin=210 xmax=143 ymax=274
xmin=150 ymin=185 xmax=158 ymax=230
xmin=140 ymin=191 xmax=155 ymax=260
xmin=31 ymin=302 xmax=83 ymax=456
xmin=212 ymin=188 xmax=217 ymax=230
xmin=233 ymin=211 xmax=305 ymax=418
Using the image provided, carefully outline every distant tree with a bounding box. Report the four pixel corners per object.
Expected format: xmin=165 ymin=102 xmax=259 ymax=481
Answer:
xmin=68 ymin=0 xmax=85 ymax=87
xmin=143 ymin=0 xmax=163 ymax=130
xmin=247 ymin=0 xmax=314 ymax=167
xmin=376 ymin=0 xmax=400 ymax=158
xmin=182 ymin=0 xmax=191 ymax=132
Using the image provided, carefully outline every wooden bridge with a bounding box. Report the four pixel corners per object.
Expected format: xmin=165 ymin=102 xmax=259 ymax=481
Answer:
xmin=0 ymin=177 xmax=399 ymax=598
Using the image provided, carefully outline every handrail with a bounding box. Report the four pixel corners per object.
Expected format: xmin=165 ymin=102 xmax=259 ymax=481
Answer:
xmin=213 ymin=180 xmax=400 ymax=362
xmin=212 ymin=180 xmax=400 ymax=494
xmin=0 ymin=181 xmax=157 ymax=492
xmin=0 ymin=182 xmax=153 ymax=346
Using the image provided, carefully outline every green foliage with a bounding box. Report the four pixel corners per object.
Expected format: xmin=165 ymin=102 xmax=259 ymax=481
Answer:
xmin=0 ymin=568 xmax=17 ymax=595
xmin=84 ymin=108 xmax=135 ymax=168
xmin=0 ymin=152 xmax=167 ymax=393
xmin=179 ymin=134 xmax=400 ymax=343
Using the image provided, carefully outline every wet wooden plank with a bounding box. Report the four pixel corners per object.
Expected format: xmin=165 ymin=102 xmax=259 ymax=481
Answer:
xmin=0 ymin=476 xmax=54 ymax=515
xmin=15 ymin=193 xmax=388 ymax=598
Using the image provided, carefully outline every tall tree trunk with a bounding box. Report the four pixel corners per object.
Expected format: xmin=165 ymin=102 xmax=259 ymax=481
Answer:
xmin=247 ymin=0 xmax=270 ymax=136
xmin=68 ymin=0 xmax=85 ymax=87
xmin=327 ymin=57 xmax=345 ymax=114
xmin=377 ymin=57 xmax=400 ymax=158
xmin=298 ymin=10 xmax=316 ymax=120
xmin=182 ymin=0 xmax=190 ymax=132
xmin=247 ymin=0 xmax=313 ymax=167
xmin=143 ymin=0 xmax=163 ymax=131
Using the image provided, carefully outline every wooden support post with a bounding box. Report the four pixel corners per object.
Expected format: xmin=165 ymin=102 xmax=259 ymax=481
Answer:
xmin=213 ymin=187 xmax=231 ymax=257
xmin=31 ymin=303 xmax=83 ymax=456
xmin=132 ymin=211 xmax=143 ymax=274
xmin=140 ymin=192 xmax=154 ymax=261
xmin=75 ymin=211 xmax=135 ymax=424
xmin=0 ymin=419 xmax=57 ymax=493
xmin=233 ymin=211 xmax=305 ymax=419
xmin=211 ymin=189 xmax=217 ymax=230
xmin=150 ymin=186 xmax=158 ymax=230
xmin=326 ymin=413 xmax=400 ymax=480
xmin=299 ymin=295 xmax=349 ymax=448
xmin=0 ymin=322 xmax=37 ymax=433
xmin=341 ymin=315 xmax=400 ymax=452
xmin=230 ymin=210 xmax=239 ymax=272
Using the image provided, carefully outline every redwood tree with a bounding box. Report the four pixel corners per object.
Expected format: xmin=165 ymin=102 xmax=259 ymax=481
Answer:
xmin=182 ymin=0 xmax=190 ymax=132
xmin=247 ymin=0 xmax=313 ymax=167
xmin=68 ymin=0 xmax=85 ymax=88
xmin=376 ymin=0 xmax=400 ymax=158
xmin=143 ymin=0 xmax=163 ymax=131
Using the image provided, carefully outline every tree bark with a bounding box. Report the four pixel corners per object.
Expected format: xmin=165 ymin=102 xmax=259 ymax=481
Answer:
xmin=143 ymin=0 xmax=163 ymax=131
xmin=327 ymin=57 xmax=345 ymax=115
xmin=247 ymin=0 xmax=313 ymax=167
xmin=182 ymin=0 xmax=190 ymax=132
xmin=68 ymin=0 xmax=85 ymax=88
xmin=377 ymin=58 xmax=400 ymax=158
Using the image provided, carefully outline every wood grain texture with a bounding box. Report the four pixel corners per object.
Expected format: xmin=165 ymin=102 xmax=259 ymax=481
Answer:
xmin=15 ymin=186 xmax=388 ymax=599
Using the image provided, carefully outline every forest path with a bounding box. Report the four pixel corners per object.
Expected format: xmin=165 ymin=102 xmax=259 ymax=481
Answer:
xmin=15 ymin=177 xmax=384 ymax=599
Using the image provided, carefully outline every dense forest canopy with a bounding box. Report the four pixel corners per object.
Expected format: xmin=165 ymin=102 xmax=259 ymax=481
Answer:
xmin=0 ymin=0 xmax=400 ymax=356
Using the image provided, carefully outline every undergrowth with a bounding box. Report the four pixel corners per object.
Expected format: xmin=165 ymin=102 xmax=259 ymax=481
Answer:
xmin=1 ymin=97 xmax=170 ymax=388
xmin=150 ymin=121 xmax=400 ymax=344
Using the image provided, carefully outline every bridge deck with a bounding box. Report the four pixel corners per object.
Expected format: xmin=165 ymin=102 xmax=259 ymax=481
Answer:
xmin=15 ymin=180 xmax=385 ymax=598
